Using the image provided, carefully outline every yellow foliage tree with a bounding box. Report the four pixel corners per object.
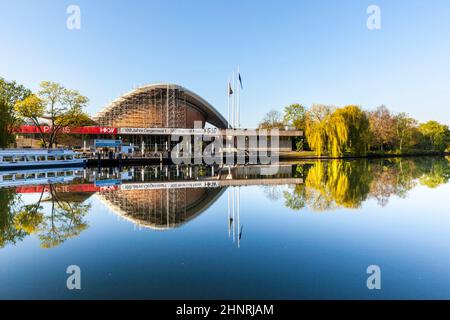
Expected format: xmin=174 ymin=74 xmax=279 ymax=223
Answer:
xmin=306 ymin=105 xmax=370 ymax=157
xmin=14 ymin=94 xmax=47 ymax=147
xmin=305 ymin=105 xmax=333 ymax=157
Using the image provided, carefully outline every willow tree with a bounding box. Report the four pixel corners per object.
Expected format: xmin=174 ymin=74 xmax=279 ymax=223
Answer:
xmin=304 ymin=160 xmax=372 ymax=210
xmin=306 ymin=104 xmax=369 ymax=157
xmin=305 ymin=104 xmax=333 ymax=156
xmin=339 ymin=105 xmax=370 ymax=155
xmin=304 ymin=161 xmax=334 ymax=211
xmin=325 ymin=160 xmax=372 ymax=208
xmin=325 ymin=109 xmax=348 ymax=157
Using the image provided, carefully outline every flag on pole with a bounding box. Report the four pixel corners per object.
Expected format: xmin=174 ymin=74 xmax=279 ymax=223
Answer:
xmin=238 ymin=73 xmax=243 ymax=90
xmin=228 ymin=82 xmax=233 ymax=95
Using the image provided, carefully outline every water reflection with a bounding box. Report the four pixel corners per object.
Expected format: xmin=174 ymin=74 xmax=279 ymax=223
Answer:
xmin=97 ymin=187 xmax=225 ymax=230
xmin=0 ymin=188 xmax=24 ymax=248
xmin=1 ymin=157 xmax=449 ymax=249
xmin=0 ymin=164 xmax=301 ymax=248
xmin=282 ymin=157 xmax=450 ymax=211
xmin=0 ymin=184 xmax=91 ymax=249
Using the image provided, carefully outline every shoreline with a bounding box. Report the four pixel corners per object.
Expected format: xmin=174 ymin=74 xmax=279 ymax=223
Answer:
xmin=0 ymin=149 xmax=447 ymax=171
xmin=86 ymin=151 xmax=449 ymax=167
xmin=278 ymin=151 xmax=450 ymax=160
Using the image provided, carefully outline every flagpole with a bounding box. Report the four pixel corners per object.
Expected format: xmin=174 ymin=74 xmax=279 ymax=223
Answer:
xmin=227 ymin=79 xmax=230 ymax=129
xmin=228 ymin=188 xmax=231 ymax=237
xmin=237 ymin=187 xmax=240 ymax=248
xmin=232 ymin=71 xmax=235 ymax=129
xmin=237 ymin=66 xmax=240 ymax=129
xmin=232 ymin=187 xmax=235 ymax=243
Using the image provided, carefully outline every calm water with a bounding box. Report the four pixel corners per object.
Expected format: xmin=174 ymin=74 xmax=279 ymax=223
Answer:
xmin=0 ymin=157 xmax=449 ymax=299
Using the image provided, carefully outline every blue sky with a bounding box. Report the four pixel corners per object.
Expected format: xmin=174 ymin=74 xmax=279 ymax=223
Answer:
xmin=1 ymin=0 xmax=450 ymax=127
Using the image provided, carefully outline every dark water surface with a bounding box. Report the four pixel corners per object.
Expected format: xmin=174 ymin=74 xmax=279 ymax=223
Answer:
xmin=1 ymin=157 xmax=449 ymax=299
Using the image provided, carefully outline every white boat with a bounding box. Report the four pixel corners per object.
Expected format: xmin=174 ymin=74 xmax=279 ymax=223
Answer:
xmin=0 ymin=149 xmax=86 ymax=170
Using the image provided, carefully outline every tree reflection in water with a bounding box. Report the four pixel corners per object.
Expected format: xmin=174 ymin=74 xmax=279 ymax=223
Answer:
xmin=0 ymin=188 xmax=26 ymax=248
xmin=283 ymin=157 xmax=450 ymax=211
xmin=1 ymin=157 xmax=449 ymax=248
xmin=1 ymin=185 xmax=91 ymax=249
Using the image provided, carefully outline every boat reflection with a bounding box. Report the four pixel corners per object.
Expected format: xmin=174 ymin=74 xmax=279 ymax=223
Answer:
xmin=0 ymin=167 xmax=84 ymax=188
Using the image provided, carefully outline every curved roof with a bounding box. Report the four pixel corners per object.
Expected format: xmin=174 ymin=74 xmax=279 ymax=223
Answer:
xmin=94 ymin=83 xmax=229 ymax=129
xmin=95 ymin=187 xmax=226 ymax=231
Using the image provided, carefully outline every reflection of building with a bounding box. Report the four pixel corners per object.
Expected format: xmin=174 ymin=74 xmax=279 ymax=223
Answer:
xmin=95 ymin=164 xmax=303 ymax=231
xmin=96 ymin=187 xmax=225 ymax=230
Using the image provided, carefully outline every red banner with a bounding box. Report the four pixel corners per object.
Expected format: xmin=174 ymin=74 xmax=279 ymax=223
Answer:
xmin=16 ymin=125 xmax=117 ymax=135
xmin=16 ymin=184 xmax=118 ymax=193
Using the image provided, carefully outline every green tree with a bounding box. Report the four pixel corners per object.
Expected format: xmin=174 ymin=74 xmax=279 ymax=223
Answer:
xmin=0 ymin=77 xmax=32 ymax=107
xmin=283 ymin=104 xmax=308 ymax=151
xmin=0 ymin=99 xmax=16 ymax=147
xmin=40 ymin=82 xmax=91 ymax=147
xmin=14 ymin=81 xmax=91 ymax=148
xmin=62 ymin=88 xmax=89 ymax=112
xmin=283 ymin=104 xmax=306 ymax=130
xmin=418 ymin=120 xmax=448 ymax=151
xmin=0 ymin=77 xmax=32 ymax=147
xmin=395 ymin=113 xmax=418 ymax=152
